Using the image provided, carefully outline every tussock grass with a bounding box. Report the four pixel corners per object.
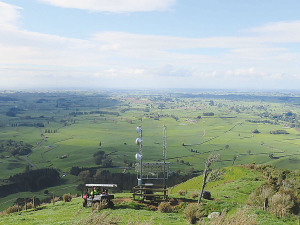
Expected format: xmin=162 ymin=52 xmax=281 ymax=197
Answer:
xmin=63 ymin=193 xmax=72 ymax=202
xmin=202 ymin=207 xmax=257 ymax=225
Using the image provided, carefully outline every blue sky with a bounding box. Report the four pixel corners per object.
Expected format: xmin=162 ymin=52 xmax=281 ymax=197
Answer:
xmin=1 ymin=0 xmax=300 ymax=90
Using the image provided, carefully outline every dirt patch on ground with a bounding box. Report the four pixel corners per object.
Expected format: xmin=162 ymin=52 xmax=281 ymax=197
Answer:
xmin=295 ymin=128 xmax=300 ymax=132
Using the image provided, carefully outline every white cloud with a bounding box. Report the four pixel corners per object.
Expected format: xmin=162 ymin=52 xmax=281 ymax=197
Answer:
xmin=37 ymin=0 xmax=175 ymax=13
xmin=2 ymin=2 xmax=300 ymax=89
xmin=92 ymin=31 xmax=261 ymax=50
xmin=225 ymin=68 xmax=267 ymax=78
xmin=268 ymin=73 xmax=285 ymax=80
xmin=248 ymin=20 xmax=300 ymax=43
xmin=0 ymin=2 xmax=21 ymax=28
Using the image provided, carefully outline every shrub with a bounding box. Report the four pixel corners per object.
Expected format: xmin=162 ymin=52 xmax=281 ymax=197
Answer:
xmin=63 ymin=193 xmax=72 ymax=202
xmin=51 ymin=196 xmax=60 ymax=204
xmin=269 ymin=192 xmax=294 ymax=218
xmin=22 ymin=202 xmax=34 ymax=210
xmin=247 ymin=186 xmax=275 ymax=207
xmin=5 ymin=205 xmax=20 ymax=214
xmin=191 ymin=191 xmax=198 ymax=199
xmin=91 ymin=199 xmax=108 ymax=212
xmin=183 ymin=203 xmax=205 ymax=224
xmin=157 ymin=201 xmax=172 ymax=213
xmin=209 ymin=207 xmax=257 ymax=225
xmin=74 ymin=211 xmax=120 ymax=225
xmin=178 ymin=190 xmax=185 ymax=196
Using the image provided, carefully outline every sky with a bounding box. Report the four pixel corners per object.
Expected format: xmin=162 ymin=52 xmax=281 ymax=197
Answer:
xmin=1 ymin=0 xmax=300 ymax=90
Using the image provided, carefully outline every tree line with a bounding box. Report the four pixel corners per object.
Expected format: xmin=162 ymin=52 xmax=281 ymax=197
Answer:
xmin=0 ymin=168 xmax=60 ymax=197
xmin=0 ymin=140 xmax=32 ymax=156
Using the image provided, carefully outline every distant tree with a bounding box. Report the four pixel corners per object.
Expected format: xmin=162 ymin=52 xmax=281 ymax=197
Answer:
xmin=6 ymin=112 xmax=16 ymax=117
xmin=203 ymin=112 xmax=214 ymax=116
xmin=70 ymin=166 xmax=81 ymax=176
xmin=78 ymin=170 xmax=90 ymax=182
xmin=93 ymin=151 xmax=105 ymax=158
xmin=252 ymin=129 xmax=260 ymax=133
xmin=247 ymin=150 xmax=252 ymax=155
xmin=102 ymin=159 xmax=113 ymax=167
xmin=225 ymin=145 xmax=229 ymax=149
xmin=158 ymin=103 xmax=166 ymax=109
xmin=94 ymin=156 xmax=103 ymax=165
xmin=93 ymin=170 xmax=102 ymax=180
xmin=232 ymin=155 xmax=237 ymax=166
xmin=185 ymin=167 xmax=194 ymax=176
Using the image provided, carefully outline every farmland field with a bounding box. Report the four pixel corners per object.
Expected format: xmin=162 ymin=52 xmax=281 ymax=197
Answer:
xmin=1 ymin=90 xmax=300 ymax=210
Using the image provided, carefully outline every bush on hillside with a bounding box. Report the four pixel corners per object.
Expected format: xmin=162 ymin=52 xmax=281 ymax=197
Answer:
xmin=178 ymin=190 xmax=185 ymax=196
xmin=51 ymin=196 xmax=60 ymax=204
xmin=269 ymin=192 xmax=294 ymax=218
xmin=5 ymin=205 xmax=20 ymax=214
xmin=183 ymin=203 xmax=205 ymax=224
xmin=247 ymin=186 xmax=275 ymax=207
xmin=63 ymin=193 xmax=72 ymax=202
xmin=191 ymin=191 xmax=198 ymax=199
xmin=209 ymin=207 xmax=257 ymax=225
xmin=157 ymin=202 xmax=172 ymax=213
xmin=91 ymin=199 xmax=107 ymax=212
xmin=75 ymin=211 xmax=120 ymax=225
xmin=22 ymin=202 xmax=34 ymax=210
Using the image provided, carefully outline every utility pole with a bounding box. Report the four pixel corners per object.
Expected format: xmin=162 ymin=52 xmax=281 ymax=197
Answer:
xmin=163 ymin=125 xmax=167 ymax=188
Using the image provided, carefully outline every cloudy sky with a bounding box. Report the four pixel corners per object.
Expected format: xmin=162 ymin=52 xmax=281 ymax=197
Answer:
xmin=1 ymin=0 xmax=300 ymax=90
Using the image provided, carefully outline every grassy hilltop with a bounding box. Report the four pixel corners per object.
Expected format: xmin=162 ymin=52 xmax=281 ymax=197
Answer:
xmin=1 ymin=165 xmax=300 ymax=224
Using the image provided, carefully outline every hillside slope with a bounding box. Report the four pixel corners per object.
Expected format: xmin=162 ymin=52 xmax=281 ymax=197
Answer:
xmin=1 ymin=165 xmax=299 ymax=224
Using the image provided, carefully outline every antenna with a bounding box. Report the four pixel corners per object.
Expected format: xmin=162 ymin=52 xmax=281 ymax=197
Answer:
xmin=135 ymin=125 xmax=143 ymax=186
xmin=163 ymin=125 xmax=167 ymax=188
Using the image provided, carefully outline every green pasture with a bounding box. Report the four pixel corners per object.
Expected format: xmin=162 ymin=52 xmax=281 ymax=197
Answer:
xmin=0 ymin=197 xmax=187 ymax=225
xmin=2 ymin=90 xmax=300 ymax=213
xmin=1 ymin=166 xmax=296 ymax=225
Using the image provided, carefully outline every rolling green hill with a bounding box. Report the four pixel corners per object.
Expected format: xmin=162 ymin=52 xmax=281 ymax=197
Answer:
xmin=1 ymin=165 xmax=299 ymax=224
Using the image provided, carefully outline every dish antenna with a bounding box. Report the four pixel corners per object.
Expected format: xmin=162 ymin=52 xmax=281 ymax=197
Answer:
xmin=135 ymin=153 xmax=142 ymax=160
xmin=135 ymin=125 xmax=143 ymax=186
xmin=135 ymin=138 xmax=142 ymax=145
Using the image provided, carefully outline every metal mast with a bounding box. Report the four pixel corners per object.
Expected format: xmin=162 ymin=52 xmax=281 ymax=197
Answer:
xmin=139 ymin=125 xmax=143 ymax=185
xmin=136 ymin=125 xmax=143 ymax=186
xmin=163 ymin=125 xmax=167 ymax=188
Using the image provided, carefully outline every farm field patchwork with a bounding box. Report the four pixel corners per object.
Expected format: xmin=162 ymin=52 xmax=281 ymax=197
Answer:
xmin=2 ymin=90 xmax=300 ymax=212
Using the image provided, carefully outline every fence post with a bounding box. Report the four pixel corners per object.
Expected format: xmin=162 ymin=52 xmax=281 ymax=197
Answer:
xmin=33 ymin=196 xmax=36 ymax=208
